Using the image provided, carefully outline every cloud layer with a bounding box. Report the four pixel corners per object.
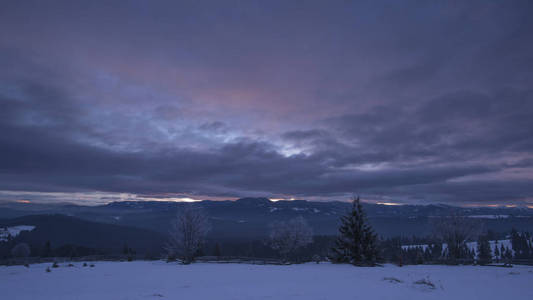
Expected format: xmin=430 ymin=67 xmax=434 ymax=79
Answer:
xmin=1 ymin=1 xmax=532 ymax=205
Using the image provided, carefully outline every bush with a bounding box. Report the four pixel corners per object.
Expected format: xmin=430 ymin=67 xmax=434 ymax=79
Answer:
xmin=11 ymin=243 xmax=31 ymax=258
xmin=383 ymin=277 xmax=403 ymax=283
xmin=414 ymin=278 xmax=435 ymax=289
xmin=52 ymin=262 xmax=59 ymax=268
xmin=45 ymin=267 xmax=51 ymax=273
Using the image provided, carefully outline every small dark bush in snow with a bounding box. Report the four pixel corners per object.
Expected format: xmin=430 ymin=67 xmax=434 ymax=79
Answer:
xmin=45 ymin=267 xmax=51 ymax=273
xmin=83 ymin=263 xmax=87 ymax=267
xmin=414 ymin=278 xmax=435 ymax=289
xmin=52 ymin=262 xmax=59 ymax=268
xmin=383 ymin=277 xmax=403 ymax=283
xmin=89 ymin=264 xmax=95 ymax=267
xmin=24 ymin=263 xmax=30 ymax=268
xmin=67 ymin=263 xmax=74 ymax=267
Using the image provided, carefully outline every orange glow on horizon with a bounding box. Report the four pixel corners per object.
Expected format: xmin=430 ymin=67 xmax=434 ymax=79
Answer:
xmin=270 ymin=197 xmax=295 ymax=202
xmin=376 ymin=202 xmax=403 ymax=206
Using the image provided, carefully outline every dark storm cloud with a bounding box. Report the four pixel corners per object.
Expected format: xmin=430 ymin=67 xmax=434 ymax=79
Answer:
xmin=327 ymin=88 xmax=533 ymax=164
xmin=1 ymin=1 xmax=532 ymax=205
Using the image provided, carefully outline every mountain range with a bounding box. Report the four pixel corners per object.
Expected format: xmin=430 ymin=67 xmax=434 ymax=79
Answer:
xmin=2 ymin=198 xmax=533 ymax=240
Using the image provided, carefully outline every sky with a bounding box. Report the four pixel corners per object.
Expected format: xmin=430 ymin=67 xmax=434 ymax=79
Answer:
xmin=1 ymin=0 xmax=532 ymax=206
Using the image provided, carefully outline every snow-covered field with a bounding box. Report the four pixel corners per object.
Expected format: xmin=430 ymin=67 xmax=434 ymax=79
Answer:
xmin=2 ymin=261 xmax=533 ymax=300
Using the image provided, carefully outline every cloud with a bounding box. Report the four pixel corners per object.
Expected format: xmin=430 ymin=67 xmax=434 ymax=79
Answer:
xmin=0 ymin=1 xmax=532 ymax=205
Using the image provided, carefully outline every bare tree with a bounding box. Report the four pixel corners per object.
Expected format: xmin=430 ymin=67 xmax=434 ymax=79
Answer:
xmin=268 ymin=216 xmax=314 ymax=262
xmin=432 ymin=214 xmax=482 ymax=262
xmin=11 ymin=243 xmax=31 ymax=258
xmin=165 ymin=205 xmax=210 ymax=264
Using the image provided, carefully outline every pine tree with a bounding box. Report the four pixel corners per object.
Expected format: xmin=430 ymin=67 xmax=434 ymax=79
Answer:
xmin=477 ymin=235 xmax=492 ymax=265
xmin=330 ymin=196 xmax=378 ymax=266
xmin=430 ymin=243 xmax=443 ymax=261
xmin=213 ymin=243 xmax=222 ymax=258
xmin=494 ymin=242 xmax=500 ymax=262
xmin=42 ymin=241 xmax=52 ymax=258
xmin=504 ymin=247 xmax=513 ymax=261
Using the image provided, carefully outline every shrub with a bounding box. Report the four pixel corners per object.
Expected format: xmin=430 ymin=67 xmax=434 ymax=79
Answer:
xmin=383 ymin=277 xmax=403 ymax=283
xmin=414 ymin=278 xmax=435 ymax=289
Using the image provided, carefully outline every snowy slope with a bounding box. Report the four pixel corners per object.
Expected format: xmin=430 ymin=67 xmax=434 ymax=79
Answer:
xmin=0 ymin=225 xmax=35 ymax=242
xmin=1 ymin=261 xmax=532 ymax=300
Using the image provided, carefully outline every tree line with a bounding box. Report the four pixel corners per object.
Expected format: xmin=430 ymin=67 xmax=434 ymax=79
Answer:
xmin=163 ymin=196 xmax=533 ymax=266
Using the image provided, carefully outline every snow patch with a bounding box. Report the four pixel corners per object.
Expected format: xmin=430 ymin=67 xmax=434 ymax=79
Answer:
xmin=0 ymin=225 xmax=36 ymax=242
xmin=467 ymin=215 xmax=509 ymax=219
xmin=292 ymin=207 xmax=307 ymax=211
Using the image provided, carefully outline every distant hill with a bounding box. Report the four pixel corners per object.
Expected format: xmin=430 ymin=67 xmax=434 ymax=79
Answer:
xmin=0 ymin=214 xmax=165 ymax=255
xmin=1 ymin=198 xmax=533 ymax=238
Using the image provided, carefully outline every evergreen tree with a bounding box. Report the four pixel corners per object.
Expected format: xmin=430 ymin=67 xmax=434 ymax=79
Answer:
xmin=213 ymin=243 xmax=222 ymax=258
xmin=415 ymin=247 xmax=424 ymax=264
xmin=430 ymin=243 xmax=443 ymax=261
xmin=504 ymin=247 xmax=513 ymax=261
xmin=330 ymin=196 xmax=378 ymax=266
xmin=494 ymin=242 xmax=500 ymax=262
xmin=42 ymin=241 xmax=52 ymax=258
xmin=510 ymin=228 xmax=524 ymax=258
xmin=477 ymin=235 xmax=492 ymax=265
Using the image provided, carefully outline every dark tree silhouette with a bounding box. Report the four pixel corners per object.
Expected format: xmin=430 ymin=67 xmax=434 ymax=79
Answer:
xmin=330 ymin=196 xmax=378 ymax=266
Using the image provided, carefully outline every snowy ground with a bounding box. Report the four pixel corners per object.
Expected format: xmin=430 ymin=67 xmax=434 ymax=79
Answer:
xmin=2 ymin=261 xmax=533 ymax=300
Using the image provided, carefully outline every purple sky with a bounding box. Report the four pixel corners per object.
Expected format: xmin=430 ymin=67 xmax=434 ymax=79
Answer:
xmin=1 ymin=1 xmax=533 ymax=206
